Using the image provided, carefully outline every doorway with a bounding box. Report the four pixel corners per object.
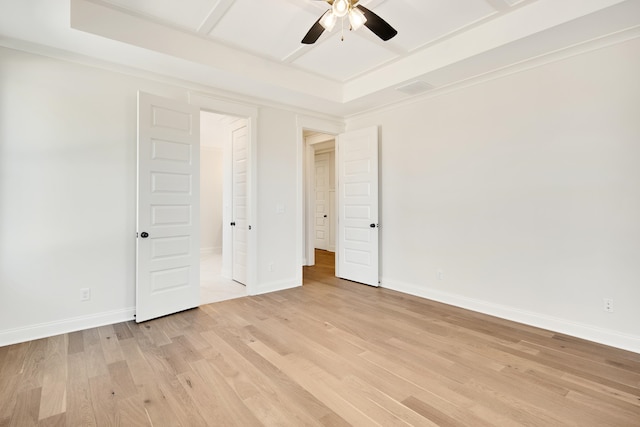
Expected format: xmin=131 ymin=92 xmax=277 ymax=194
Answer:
xmin=303 ymin=130 xmax=338 ymax=267
xmin=299 ymin=124 xmax=380 ymax=287
xmin=199 ymin=111 xmax=247 ymax=304
xmin=310 ymin=134 xmax=336 ymax=253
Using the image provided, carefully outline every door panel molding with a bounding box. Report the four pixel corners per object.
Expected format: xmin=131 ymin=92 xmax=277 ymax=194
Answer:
xmin=336 ymin=126 xmax=379 ymax=287
xmin=136 ymin=92 xmax=201 ymax=322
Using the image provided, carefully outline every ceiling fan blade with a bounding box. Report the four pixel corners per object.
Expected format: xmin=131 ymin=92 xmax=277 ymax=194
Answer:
xmin=302 ymin=16 xmax=326 ymax=44
xmin=356 ymin=5 xmax=397 ymax=41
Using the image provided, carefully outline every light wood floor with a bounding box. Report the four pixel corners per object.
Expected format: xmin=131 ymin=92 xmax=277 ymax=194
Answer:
xmin=1 ymin=250 xmax=639 ymax=426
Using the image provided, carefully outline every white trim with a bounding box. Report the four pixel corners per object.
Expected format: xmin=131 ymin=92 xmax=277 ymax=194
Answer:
xmin=381 ymin=277 xmax=640 ymax=354
xmin=0 ymin=308 xmax=136 ymax=347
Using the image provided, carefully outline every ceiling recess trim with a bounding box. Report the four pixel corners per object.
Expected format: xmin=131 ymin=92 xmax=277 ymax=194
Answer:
xmin=396 ymin=81 xmax=434 ymax=95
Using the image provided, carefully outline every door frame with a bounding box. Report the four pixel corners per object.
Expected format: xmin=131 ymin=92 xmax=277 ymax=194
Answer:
xmin=296 ymin=115 xmax=344 ymax=283
xmin=190 ymin=92 xmax=258 ymax=295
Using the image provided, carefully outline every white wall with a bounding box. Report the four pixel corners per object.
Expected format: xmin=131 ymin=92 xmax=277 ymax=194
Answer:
xmin=2 ymin=37 xmax=638 ymax=352
xmin=0 ymin=46 xmax=302 ymax=345
xmin=347 ymin=38 xmax=640 ymax=352
xmin=199 ymin=147 xmax=223 ymax=253
xmin=255 ymin=108 xmax=300 ymax=293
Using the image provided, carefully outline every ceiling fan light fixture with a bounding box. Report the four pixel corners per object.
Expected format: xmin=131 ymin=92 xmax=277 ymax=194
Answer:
xmin=301 ymin=1 xmax=397 ymax=45
xmin=348 ymin=7 xmax=367 ymax=31
xmin=319 ymin=10 xmax=337 ymax=31
xmin=332 ymin=0 xmax=350 ymax=18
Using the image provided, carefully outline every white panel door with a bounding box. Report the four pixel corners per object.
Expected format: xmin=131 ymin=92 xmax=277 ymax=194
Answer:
xmin=136 ymin=92 xmax=200 ymax=323
xmin=336 ymin=126 xmax=379 ymax=287
xmin=231 ymin=123 xmax=248 ymax=285
xmin=314 ymin=153 xmax=330 ymax=250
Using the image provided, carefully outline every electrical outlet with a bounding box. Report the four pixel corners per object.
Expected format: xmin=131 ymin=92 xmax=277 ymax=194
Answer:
xmin=437 ymin=269 xmax=444 ymax=280
xmin=603 ymin=298 xmax=613 ymax=313
xmin=268 ymin=262 xmax=275 ymax=272
xmin=81 ymin=288 xmax=91 ymax=302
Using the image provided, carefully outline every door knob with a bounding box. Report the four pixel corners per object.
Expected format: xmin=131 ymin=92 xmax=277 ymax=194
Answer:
xmin=140 ymin=232 xmax=149 ymax=238
xmin=230 ymin=222 xmax=236 ymax=226
xmin=324 ymin=215 xmax=328 ymax=218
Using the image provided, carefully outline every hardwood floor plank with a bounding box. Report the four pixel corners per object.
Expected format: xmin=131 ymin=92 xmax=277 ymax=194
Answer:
xmin=153 ymin=370 xmax=210 ymax=427
xmin=0 ymin=374 xmax=20 ymax=421
xmin=66 ymin=331 xmax=84 ymax=355
xmin=201 ymin=324 xmax=343 ymax=424
xmin=112 ymin=323 xmax=134 ymax=341
xmin=9 ymin=387 xmax=41 ymax=427
xmin=87 ymin=375 xmax=119 ymax=426
xmin=158 ymin=341 xmax=196 ymax=375
xmin=97 ymin=326 xmax=125 ymax=365
xmin=0 ymin=342 xmax=29 ymax=376
xmin=138 ymin=321 xmax=172 ymax=347
xmin=107 ymin=361 xmax=138 ymax=400
xmin=113 ymin=395 xmax=150 ymax=426
xmin=82 ymin=343 xmax=108 ymax=380
xmin=137 ymin=382 xmax=182 ymax=426
xmin=1 ymin=249 xmax=638 ymax=425
xmin=65 ymin=378 xmax=97 ymax=427
xmin=402 ymin=395 xmax=464 ymax=427
xmin=248 ymin=340 xmax=382 ymax=426
xmin=37 ymin=379 xmax=66 ymax=421
xmin=342 ymin=375 xmax=440 ymax=427
xmin=37 ymin=413 xmax=65 ymax=427
xmin=185 ymin=358 xmax=263 ymax=426
xmin=38 ymin=335 xmax=68 ymax=420
xmin=17 ymin=339 xmax=48 ymax=392
xmin=565 ymin=389 xmax=640 ymax=426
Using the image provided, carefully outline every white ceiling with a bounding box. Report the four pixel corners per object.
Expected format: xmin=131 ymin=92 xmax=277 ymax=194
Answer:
xmin=1 ymin=0 xmax=639 ymax=116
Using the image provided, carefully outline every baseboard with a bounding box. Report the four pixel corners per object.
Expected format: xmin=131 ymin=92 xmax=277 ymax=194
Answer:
xmin=381 ymin=277 xmax=640 ymax=354
xmin=251 ymin=278 xmax=301 ymax=296
xmin=0 ymin=308 xmax=136 ymax=347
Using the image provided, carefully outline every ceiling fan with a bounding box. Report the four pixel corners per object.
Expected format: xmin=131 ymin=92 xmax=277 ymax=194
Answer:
xmin=302 ymin=0 xmax=397 ymax=44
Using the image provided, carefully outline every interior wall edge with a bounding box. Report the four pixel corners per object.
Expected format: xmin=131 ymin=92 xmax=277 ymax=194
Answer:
xmin=250 ymin=278 xmax=301 ymax=297
xmin=0 ymin=308 xmax=136 ymax=348
xmin=381 ymin=277 xmax=640 ymax=355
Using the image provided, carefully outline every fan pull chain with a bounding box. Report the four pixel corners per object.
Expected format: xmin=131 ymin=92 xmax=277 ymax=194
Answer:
xmin=341 ymin=17 xmax=345 ymax=41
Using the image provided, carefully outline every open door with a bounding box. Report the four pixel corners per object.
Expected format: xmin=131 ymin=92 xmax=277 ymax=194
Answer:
xmin=336 ymin=126 xmax=379 ymax=287
xmin=314 ymin=152 xmax=331 ymax=251
xmin=231 ymin=121 xmax=248 ymax=285
xmin=136 ymin=92 xmax=200 ymax=322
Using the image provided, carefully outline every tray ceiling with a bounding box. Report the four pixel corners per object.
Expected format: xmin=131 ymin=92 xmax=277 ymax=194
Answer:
xmin=1 ymin=0 xmax=638 ymax=116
